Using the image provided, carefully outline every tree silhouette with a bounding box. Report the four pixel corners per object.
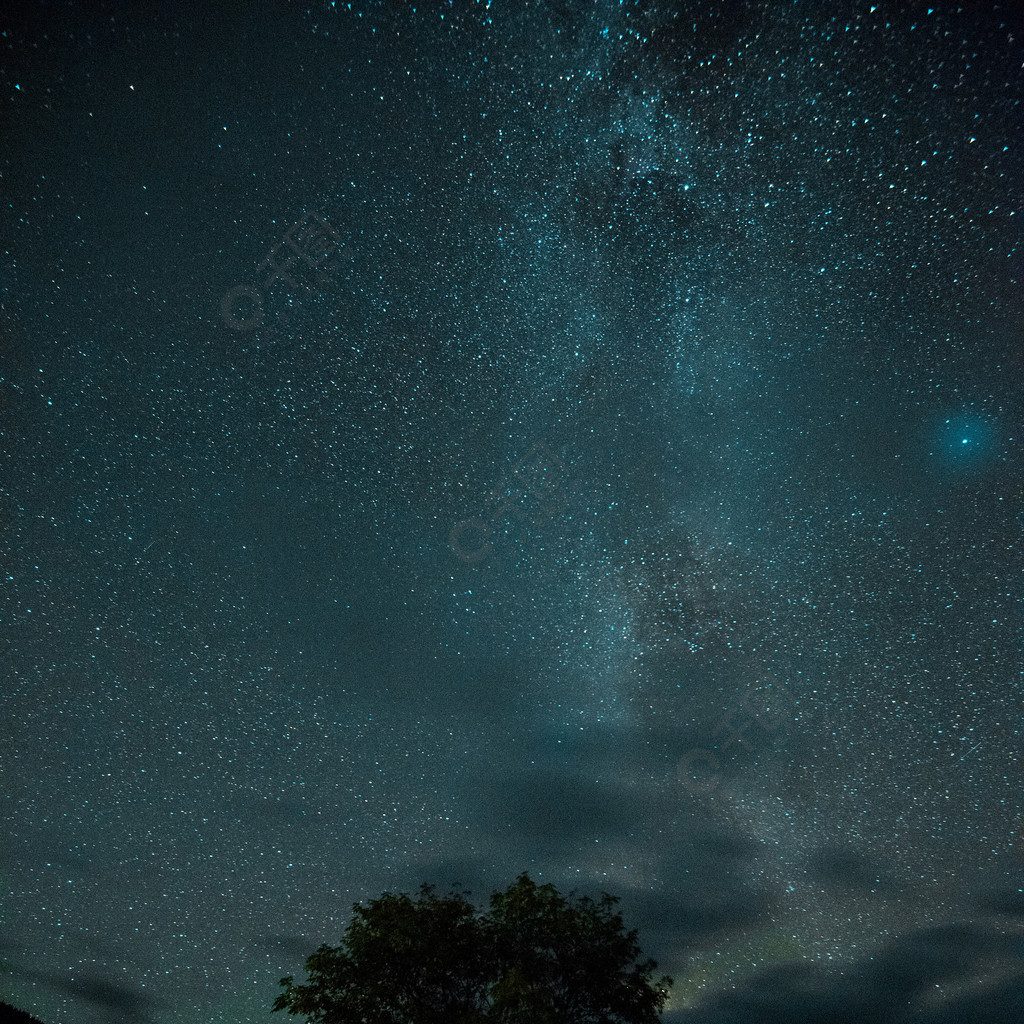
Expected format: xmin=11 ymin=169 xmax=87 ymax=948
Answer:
xmin=0 ymin=1002 xmax=49 ymax=1024
xmin=273 ymin=873 xmax=672 ymax=1024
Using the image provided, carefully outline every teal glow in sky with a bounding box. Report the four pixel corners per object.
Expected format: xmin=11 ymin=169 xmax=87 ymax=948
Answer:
xmin=930 ymin=412 xmax=998 ymax=473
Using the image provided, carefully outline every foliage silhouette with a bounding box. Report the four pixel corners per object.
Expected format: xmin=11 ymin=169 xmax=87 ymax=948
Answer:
xmin=0 ymin=1002 xmax=48 ymax=1024
xmin=273 ymin=872 xmax=672 ymax=1024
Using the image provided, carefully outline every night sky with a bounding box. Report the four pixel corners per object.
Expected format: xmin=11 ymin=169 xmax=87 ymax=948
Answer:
xmin=2 ymin=1 xmax=1022 ymax=1022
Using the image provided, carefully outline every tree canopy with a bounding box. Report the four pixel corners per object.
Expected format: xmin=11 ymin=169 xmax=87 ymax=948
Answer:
xmin=0 ymin=1002 xmax=49 ymax=1024
xmin=273 ymin=872 xmax=673 ymax=1024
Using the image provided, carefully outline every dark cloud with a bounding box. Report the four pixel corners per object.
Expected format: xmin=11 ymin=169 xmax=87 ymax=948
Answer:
xmin=665 ymin=919 xmax=1024 ymax=1023
xmin=917 ymin=972 xmax=1024 ymax=1024
xmin=476 ymin=764 xmax=658 ymax=855
xmin=400 ymin=856 xmax=496 ymax=901
xmin=618 ymin=885 xmax=769 ymax=957
xmin=259 ymin=932 xmax=326 ymax=960
xmin=807 ymin=844 xmax=895 ymax=895
xmin=11 ymin=968 xmax=164 ymax=1024
xmin=975 ymin=888 xmax=1024 ymax=919
xmin=50 ymin=976 xmax=161 ymax=1024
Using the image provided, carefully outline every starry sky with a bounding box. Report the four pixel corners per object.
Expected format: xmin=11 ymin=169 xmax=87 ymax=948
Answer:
xmin=1 ymin=1 xmax=1022 ymax=1022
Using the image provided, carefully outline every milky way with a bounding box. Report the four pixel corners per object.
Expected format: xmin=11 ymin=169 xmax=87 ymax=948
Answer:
xmin=1 ymin=3 xmax=1021 ymax=1022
